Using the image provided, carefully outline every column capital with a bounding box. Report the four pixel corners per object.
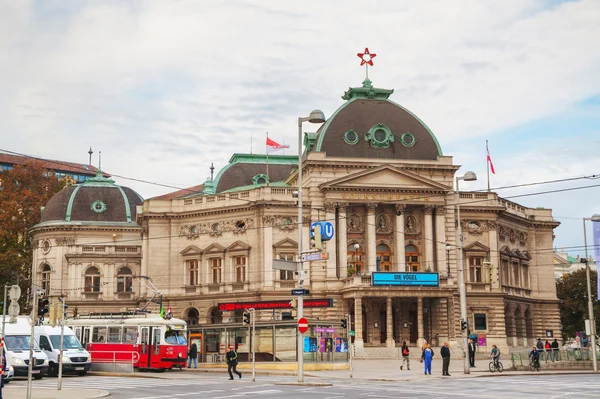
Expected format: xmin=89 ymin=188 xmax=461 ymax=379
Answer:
xmin=424 ymin=206 xmax=435 ymax=215
xmin=323 ymin=201 xmax=337 ymax=213
xmin=395 ymin=204 xmax=406 ymax=214
xmin=435 ymin=205 xmax=447 ymax=214
xmin=337 ymin=202 xmax=350 ymax=211
xmin=367 ymin=204 xmax=378 ymax=213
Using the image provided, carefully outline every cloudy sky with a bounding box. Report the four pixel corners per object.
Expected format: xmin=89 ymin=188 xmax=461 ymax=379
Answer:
xmin=1 ymin=0 xmax=600 ymax=256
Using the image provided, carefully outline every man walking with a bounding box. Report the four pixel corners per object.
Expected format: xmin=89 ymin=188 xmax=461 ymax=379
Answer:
xmin=536 ymin=338 xmax=544 ymax=361
xmin=421 ymin=343 xmax=434 ymax=375
xmin=468 ymin=338 xmax=476 ymax=367
xmin=226 ymin=345 xmax=242 ymax=380
xmin=551 ymin=339 xmax=560 ymax=361
xmin=400 ymin=341 xmax=410 ymax=370
xmin=187 ymin=342 xmax=198 ymax=368
xmin=441 ymin=342 xmax=451 ymax=376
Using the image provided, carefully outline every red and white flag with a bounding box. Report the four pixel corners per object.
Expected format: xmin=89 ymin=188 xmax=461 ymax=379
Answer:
xmin=487 ymin=144 xmax=496 ymax=174
xmin=266 ymin=137 xmax=290 ymax=154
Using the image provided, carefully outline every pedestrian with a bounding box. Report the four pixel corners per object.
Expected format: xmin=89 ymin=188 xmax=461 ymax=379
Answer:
xmin=544 ymin=340 xmax=552 ymax=362
xmin=225 ymin=345 xmax=242 ymax=380
xmin=187 ymin=342 xmax=198 ymax=368
xmin=400 ymin=341 xmax=410 ymax=370
xmin=536 ymin=338 xmax=544 ymax=361
xmin=421 ymin=343 xmax=434 ymax=375
xmin=441 ymin=342 xmax=451 ymax=376
xmin=421 ymin=339 xmax=428 ymax=351
xmin=1 ymin=339 xmax=6 ymax=399
xmin=468 ymin=338 xmax=476 ymax=367
xmin=551 ymin=339 xmax=560 ymax=361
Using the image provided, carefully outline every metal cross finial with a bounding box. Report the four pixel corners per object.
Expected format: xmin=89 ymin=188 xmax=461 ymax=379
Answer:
xmin=210 ymin=163 xmax=215 ymax=182
xmin=88 ymin=147 xmax=93 ymax=166
xmin=357 ymin=47 xmax=377 ymax=80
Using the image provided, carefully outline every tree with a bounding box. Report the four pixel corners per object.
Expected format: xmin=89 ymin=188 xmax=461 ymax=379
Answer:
xmin=556 ymin=268 xmax=600 ymax=339
xmin=0 ymin=160 xmax=68 ymax=301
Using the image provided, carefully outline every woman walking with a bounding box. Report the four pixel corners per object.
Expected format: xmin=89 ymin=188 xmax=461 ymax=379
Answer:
xmin=400 ymin=341 xmax=410 ymax=370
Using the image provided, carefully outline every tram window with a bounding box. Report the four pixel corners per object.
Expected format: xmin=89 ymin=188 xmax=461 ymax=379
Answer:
xmin=123 ymin=327 xmax=137 ymax=344
xmin=92 ymin=327 xmax=107 ymax=343
xmin=154 ymin=329 xmax=161 ymax=354
xmin=83 ymin=329 xmax=90 ymax=345
xmin=141 ymin=328 xmax=148 ymax=344
xmin=75 ymin=327 xmax=82 ymax=342
xmin=165 ymin=330 xmax=187 ymax=345
xmin=108 ymin=327 xmax=122 ymax=343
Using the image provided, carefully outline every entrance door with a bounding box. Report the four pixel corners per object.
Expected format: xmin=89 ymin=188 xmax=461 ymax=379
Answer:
xmin=380 ymin=311 xmax=386 ymax=344
xmin=409 ymin=304 xmax=418 ymax=343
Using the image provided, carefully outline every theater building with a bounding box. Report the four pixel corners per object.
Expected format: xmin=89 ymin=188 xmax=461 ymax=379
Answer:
xmin=31 ymin=77 xmax=561 ymax=359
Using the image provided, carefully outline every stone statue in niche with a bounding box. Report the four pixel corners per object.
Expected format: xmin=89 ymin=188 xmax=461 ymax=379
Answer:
xmin=376 ymin=214 xmax=390 ymax=232
xmin=347 ymin=213 xmax=363 ymax=233
xmin=405 ymin=214 xmax=418 ymax=234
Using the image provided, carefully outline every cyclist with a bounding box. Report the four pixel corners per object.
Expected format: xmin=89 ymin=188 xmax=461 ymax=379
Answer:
xmin=529 ymin=345 xmax=540 ymax=369
xmin=490 ymin=344 xmax=501 ymax=368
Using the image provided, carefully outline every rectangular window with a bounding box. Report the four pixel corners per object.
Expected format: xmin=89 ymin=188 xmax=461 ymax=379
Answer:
xmin=234 ymin=256 xmax=246 ymax=283
xmin=522 ymin=264 xmax=529 ymax=289
xmin=210 ymin=258 xmax=222 ymax=284
xmin=117 ymin=275 xmax=133 ymax=292
xmin=92 ymin=327 xmax=107 ymax=343
xmin=469 ymin=256 xmax=483 ymax=282
xmin=277 ymin=253 xmax=295 ymax=280
xmin=474 ymin=313 xmax=487 ymax=330
xmin=108 ymin=327 xmax=122 ymax=343
xmin=501 ymin=259 xmax=509 ymax=285
xmin=512 ymin=262 xmax=520 ymax=286
xmin=84 ymin=276 xmax=101 ymax=292
xmin=187 ymin=259 xmax=199 ymax=285
xmin=123 ymin=327 xmax=137 ymax=344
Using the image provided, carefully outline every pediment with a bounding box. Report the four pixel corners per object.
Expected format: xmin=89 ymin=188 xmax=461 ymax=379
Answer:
xmin=319 ymin=165 xmax=451 ymax=192
xmin=463 ymin=242 xmax=490 ymax=252
xmin=273 ymin=238 xmax=298 ymax=249
xmin=227 ymin=240 xmax=251 ymax=252
xmin=204 ymin=243 xmax=226 ymax=254
xmin=180 ymin=245 xmax=203 ymax=256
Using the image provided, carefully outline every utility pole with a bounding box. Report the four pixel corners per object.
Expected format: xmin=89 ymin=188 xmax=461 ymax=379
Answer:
xmin=58 ymin=298 xmax=66 ymax=390
xmin=27 ymin=290 xmax=41 ymax=399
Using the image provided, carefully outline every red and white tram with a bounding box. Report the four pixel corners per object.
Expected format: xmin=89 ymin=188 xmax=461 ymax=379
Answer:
xmin=67 ymin=315 xmax=187 ymax=371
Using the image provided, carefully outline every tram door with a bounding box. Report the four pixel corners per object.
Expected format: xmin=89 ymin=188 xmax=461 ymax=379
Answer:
xmin=139 ymin=327 xmax=150 ymax=368
xmin=150 ymin=327 xmax=161 ymax=368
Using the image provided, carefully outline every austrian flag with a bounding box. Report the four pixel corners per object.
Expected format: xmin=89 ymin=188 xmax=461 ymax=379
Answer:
xmin=266 ymin=137 xmax=290 ymax=154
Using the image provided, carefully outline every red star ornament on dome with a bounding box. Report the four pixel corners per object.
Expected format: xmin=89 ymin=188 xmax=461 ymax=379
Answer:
xmin=357 ymin=48 xmax=376 ymax=66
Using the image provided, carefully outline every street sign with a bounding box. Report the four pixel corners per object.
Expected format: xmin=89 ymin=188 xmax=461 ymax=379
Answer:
xmin=8 ymin=285 xmax=21 ymax=300
xmin=272 ymin=259 xmax=298 ymax=271
xmin=349 ymin=331 xmax=355 ymax=336
xmin=302 ymin=252 xmax=328 ymax=262
xmin=298 ymin=317 xmax=309 ymax=334
xmin=309 ymin=221 xmax=335 ymax=241
xmin=314 ymin=327 xmax=335 ymax=333
xmin=291 ymin=289 xmax=309 ymax=296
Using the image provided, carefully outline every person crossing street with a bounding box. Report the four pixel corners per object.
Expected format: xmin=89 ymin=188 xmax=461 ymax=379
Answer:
xmin=226 ymin=345 xmax=242 ymax=380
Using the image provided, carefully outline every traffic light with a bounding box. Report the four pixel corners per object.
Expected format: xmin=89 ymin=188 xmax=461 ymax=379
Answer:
xmin=461 ymin=320 xmax=467 ymax=331
xmin=37 ymin=298 xmax=49 ymax=319
xmin=310 ymin=224 xmax=322 ymax=250
xmin=243 ymin=310 xmax=251 ymax=326
xmin=341 ymin=318 xmax=347 ymax=329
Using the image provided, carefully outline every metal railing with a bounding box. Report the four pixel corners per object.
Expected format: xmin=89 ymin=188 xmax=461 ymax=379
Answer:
xmin=510 ymin=348 xmax=600 ymax=367
xmin=90 ymin=350 xmax=137 ymax=372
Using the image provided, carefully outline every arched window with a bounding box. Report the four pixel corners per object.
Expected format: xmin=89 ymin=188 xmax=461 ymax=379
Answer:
xmin=376 ymin=244 xmax=392 ymax=271
xmin=347 ymin=244 xmax=364 ymax=276
xmin=405 ymin=244 xmax=420 ymax=272
xmin=210 ymin=307 xmax=222 ymax=324
xmin=84 ymin=267 xmax=101 ymax=293
xmin=41 ymin=264 xmax=51 ymax=296
xmin=186 ymin=308 xmax=199 ymax=325
xmin=117 ymin=267 xmax=133 ymax=293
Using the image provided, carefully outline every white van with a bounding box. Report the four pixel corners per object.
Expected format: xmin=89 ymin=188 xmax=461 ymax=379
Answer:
xmin=35 ymin=325 xmax=92 ymax=376
xmin=3 ymin=317 xmax=49 ymax=379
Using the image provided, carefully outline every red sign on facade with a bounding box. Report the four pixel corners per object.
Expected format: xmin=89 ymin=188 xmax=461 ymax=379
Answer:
xmin=217 ymin=299 xmax=333 ymax=312
xmin=298 ymin=317 xmax=308 ymax=334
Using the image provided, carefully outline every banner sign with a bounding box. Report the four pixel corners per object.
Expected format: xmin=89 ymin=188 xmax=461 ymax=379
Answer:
xmin=314 ymin=327 xmax=336 ymax=333
xmin=594 ymin=221 xmax=600 ymax=300
xmin=372 ymin=272 xmax=439 ymax=287
xmin=218 ymin=298 xmax=333 ymax=312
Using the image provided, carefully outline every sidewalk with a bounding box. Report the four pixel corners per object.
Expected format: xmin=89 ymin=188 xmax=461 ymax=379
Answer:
xmin=2 ymin=388 xmax=109 ymax=399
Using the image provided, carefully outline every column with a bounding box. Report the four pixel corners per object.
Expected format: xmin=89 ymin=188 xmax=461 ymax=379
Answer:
xmin=386 ymin=297 xmax=395 ymax=348
xmin=263 ymin=226 xmax=273 ymax=288
xmin=424 ymin=207 xmax=434 ymax=272
xmin=141 ymin=225 xmax=149 ymax=297
xmin=395 ymin=205 xmax=406 ymax=271
xmin=338 ymin=204 xmax=348 ymax=277
xmin=325 ymin=202 xmax=338 ymax=279
xmin=354 ymin=296 xmax=364 ymax=348
xmin=435 ymin=207 xmax=447 ymax=274
xmin=367 ymin=205 xmax=377 ymax=273
xmin=417 ymin=297 xmax=425 ymax=348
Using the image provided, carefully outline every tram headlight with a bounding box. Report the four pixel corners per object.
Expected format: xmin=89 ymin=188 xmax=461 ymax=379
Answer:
xmin=178 ymin=352 xmax=183 ymax=358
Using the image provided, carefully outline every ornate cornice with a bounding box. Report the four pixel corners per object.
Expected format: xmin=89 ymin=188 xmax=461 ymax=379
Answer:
xmin=180 ymin=218 xmax=255 ymax=240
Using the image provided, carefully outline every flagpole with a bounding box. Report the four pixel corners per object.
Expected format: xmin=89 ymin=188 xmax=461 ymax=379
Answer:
xmin=486 ymin=140 xmax=490 ymax=192
xmin=251 ymin=133 xmax=253 ymax=154
xmin=266 ymin=132 xmax=269 ymax=186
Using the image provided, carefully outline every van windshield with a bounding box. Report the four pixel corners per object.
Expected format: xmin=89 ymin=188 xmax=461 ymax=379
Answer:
xmin=49 ymin=335 xmax=83 ymax=350
xmin=4 ymin=335 xmax=41 ymax=351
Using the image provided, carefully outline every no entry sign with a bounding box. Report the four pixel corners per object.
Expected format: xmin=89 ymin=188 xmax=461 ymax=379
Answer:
xmin=298 ymin=317 xmax=309 ymax=334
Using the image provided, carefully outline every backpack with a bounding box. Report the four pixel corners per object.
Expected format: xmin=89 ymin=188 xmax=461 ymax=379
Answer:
xmin=402 ymin=347 xmax=409 ymax=356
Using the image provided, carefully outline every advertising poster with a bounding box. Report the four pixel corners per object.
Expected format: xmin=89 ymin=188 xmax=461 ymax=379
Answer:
xmin=319 ymin=337 xmax=326 ymax=352
xmin=325 ymin=337 xmax=333 ymax=352
xmin=303 ymin=337 xmax=317 ymax=353
xmin=335 ymin=337 xmax=348 ymax=353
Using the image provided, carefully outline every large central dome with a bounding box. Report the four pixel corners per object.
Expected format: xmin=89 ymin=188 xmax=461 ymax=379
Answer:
xmin=310 ymin=79 xmax=442 ymax=160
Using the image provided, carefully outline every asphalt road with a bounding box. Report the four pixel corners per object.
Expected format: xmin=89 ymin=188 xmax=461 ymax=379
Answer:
xmin=7 ymin=373 xmax=600 ymax=399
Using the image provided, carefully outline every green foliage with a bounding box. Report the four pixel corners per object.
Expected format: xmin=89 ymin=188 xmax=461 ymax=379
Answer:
xmin=556 ymin=268 xmax=600 ymax=338
xmin=0 ymin=160 xmax=68 ymax=300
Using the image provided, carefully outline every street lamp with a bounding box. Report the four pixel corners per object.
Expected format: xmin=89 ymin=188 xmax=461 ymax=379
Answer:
xmin=354 ymin=243 xmax=360 ymax=274
xmin=297 ymin=109 xmax=326 ymax=383
xmin=455 ymin=170 xmax=477 ymax=375
xmin=583 ymin=213 xmax=600 ymax=373
xmin=445 ymin=244 xmax=452 ymax=277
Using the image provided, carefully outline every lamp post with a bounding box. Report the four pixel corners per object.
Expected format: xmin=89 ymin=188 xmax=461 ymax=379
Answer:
xmin=296 ymin=109 xmax=326 ymax=383
xmin=455 ymin=170 xmax=477 ymax=375
xmin=583 ymin=213 xmax=600 ymax=373
xmin=445 ymin=244 xmax=452 ymax=277
xmin=354 ymin=243 xmax=360 ymax=274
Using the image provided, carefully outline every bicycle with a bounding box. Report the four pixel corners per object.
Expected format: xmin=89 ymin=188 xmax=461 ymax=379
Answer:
xmin=489 ymin=359 xmax=503 ymax=373
xmin=529 ymin=358 xmax=540 ymax=372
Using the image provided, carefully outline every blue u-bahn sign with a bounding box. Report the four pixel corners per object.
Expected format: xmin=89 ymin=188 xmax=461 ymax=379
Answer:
xmin=372 ymin=272 xmax=439 ymax=287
